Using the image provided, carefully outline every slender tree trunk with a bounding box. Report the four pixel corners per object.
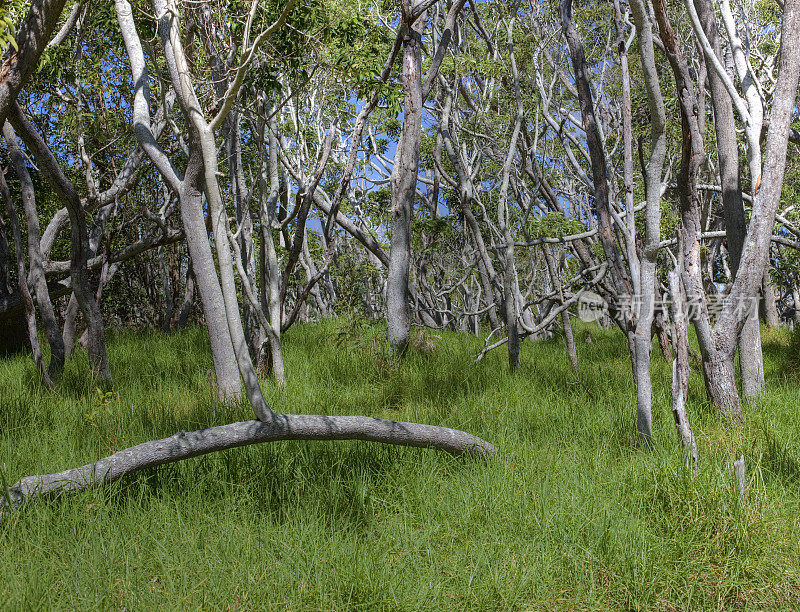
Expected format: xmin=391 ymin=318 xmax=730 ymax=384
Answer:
xmin=560 ymin=0 xmax=631 ymax=299
xmin=0 ymin=168 xmax=52 ymax=386
xmin=543 ymin=246 xmax=577 ymax=375
xmin=693 ymin=0 xmax=765 ymax=399
xmin=497 ymin=20 xmax=524 ymax=371
xmin=3 ymin=121 xmax=65 ymax=379
xmin=654 ymin=0 xmax=742 ymax=418
xmin=9 ymin=103 xmax=112 ymax=385
xmin=669 ymin=269 xmax=697 ymax=464
xmin=761 ymin=268 xmax=781 ymax=327
xmin=258 ymin=109 xmax=285 ymax=383
xmin=226 ymin=114 xmax=259 ymax=357
xmin=180 ymin=147 xmax=242 ymax=402
xmin=630 ymin=0 xmax=668 ymax=444
xmin=176 ymin=266 xmax=195 ymax=330
xmin=388 ymin=2 xmax=426 ymax=352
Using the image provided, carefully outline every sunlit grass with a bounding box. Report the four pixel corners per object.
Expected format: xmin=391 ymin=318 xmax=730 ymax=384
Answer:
xmin=1 ymin=319 xmax=799 ymax=609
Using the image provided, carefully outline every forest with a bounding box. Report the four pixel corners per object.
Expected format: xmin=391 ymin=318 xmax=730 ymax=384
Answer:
xmin=1 ymin=0 xmax=800 ymax=607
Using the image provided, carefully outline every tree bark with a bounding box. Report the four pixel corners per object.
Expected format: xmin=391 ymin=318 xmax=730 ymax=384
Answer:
xmin=176 ymin=266 xmax=195 ymax=330
xmin=669 ymin=269 xmax=697 ymax=464
xmin=62 ymin=293 xmax=79 ymax=359
xmin=180 ymin=147 xmax=242 ymax=402
xmin=388 ymin=2 xmax=426 ymax=353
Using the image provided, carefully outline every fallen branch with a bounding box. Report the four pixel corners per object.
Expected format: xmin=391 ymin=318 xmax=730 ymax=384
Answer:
xmin=1 ymin=414 xmax=495 ymax=518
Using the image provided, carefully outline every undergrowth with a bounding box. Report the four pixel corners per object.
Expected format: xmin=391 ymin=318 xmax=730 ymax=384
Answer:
xmin=1 ymin=319 xmax=799 ymax=610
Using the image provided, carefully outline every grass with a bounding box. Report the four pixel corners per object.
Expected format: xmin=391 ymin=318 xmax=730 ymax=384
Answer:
xmin=1 ymin=319 xmax=800 ymax=610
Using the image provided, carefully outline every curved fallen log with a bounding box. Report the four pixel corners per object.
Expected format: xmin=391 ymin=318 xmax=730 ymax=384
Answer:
xmin=1 ymin=414 xmax=495 ymax=518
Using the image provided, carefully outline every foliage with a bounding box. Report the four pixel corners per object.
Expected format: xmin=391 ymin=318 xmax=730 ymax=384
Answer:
xmin=526 ymin=212 xmax=588 ymax=240
xmin=0 ymin=2 xmax=22 ymax=55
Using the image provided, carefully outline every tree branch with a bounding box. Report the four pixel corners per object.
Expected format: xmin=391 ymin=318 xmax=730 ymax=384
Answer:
xmin=1 ymin=415 xmax=495 ymax=519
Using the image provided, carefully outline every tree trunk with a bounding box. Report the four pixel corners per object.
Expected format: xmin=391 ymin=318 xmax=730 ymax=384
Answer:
xmin=9 ymin=103 xmax=112 ymax=385
xmin=761 ymin=268 xmax=781 ymax=327
xmin=180 ymin=147 xmax=241 ymax=402
xmin=388 ymin=3 xmax=426 ymax=353
xmin=692 ymin=0 xmax=764 ymax=401
xmin=226 ymin=113 xmax=260 ymax=358
xmin=654 ymin=0 xmax=744 ymax=419
xmin=258 ymin=109 xmax=285 ymax=383
xmin=669 ymin=269 xmax=697 ymax=464
xmin=0 ymin=168 xmax=52 ymax=387
xmin=3 ymin=121 xmax=65 ymax=379
xmin=713 ymin=0 xmax=800 ymax=400
xmin=155 ymin=3 xmax=274 ymax=423
xmin=176 ymin=266 xmax=195 ymax=330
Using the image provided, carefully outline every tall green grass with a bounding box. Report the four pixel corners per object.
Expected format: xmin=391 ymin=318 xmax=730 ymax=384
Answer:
xmin=1 ymin=320 xmax=799 ymax=610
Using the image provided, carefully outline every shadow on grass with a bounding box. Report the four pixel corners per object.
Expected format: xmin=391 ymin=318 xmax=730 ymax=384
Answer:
xmin=91 ymin=437 xmax=473 ymax=530
xmin=759 ymin=427 xmax=800 ymax=486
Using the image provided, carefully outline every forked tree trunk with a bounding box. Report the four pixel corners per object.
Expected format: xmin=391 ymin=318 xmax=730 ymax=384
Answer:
xmin=0 ymin=169 xmax=53 ymax=387
xmin=712 ymin=0 xmax=800 ymax=405
xmin=654 ymin=0 xmax=747 ymax=419
xmin=692 ymin=0 xmax=763 ymax=402
xmin=3 ymin=122 xmax=65 ymax=379
xmin=9 ymin=103 xmax=112 ymax=386
xmin=153 ymin=0 xmax=276 ymax=423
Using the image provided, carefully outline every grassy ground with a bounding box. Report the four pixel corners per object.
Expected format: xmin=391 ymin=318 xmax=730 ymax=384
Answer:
xmin=1 ymin=319 xmax=800 ymax=610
